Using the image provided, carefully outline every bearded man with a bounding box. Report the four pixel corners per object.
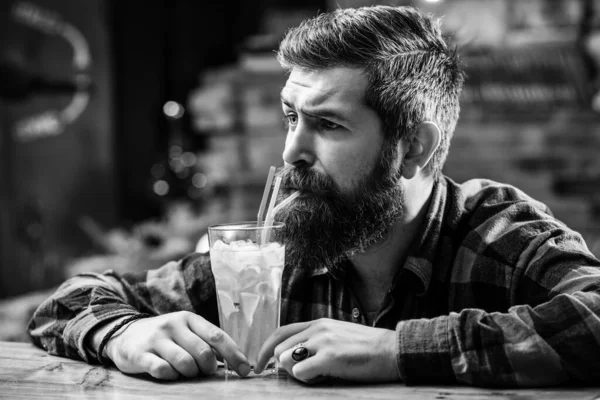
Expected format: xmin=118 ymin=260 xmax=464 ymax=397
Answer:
xmin=28 ymin=6 xmax=600 ymax=387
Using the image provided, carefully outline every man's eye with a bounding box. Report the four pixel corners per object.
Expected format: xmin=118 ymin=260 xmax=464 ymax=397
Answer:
xmin=284 ymin=114 xmax=298 ymax=127
xmin=321 ymin=120 xmax=341 ymax=130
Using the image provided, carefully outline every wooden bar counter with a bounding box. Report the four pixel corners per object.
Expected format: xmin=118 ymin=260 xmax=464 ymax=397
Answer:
xmin=1 ymin=341 xmax=599 ymax=399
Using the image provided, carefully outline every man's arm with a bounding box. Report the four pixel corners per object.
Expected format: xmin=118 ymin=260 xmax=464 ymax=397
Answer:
xmin=397 ymin=230 xmax=600 ymax=387
xmin=27 ymin=253 xmax=218 ymax=364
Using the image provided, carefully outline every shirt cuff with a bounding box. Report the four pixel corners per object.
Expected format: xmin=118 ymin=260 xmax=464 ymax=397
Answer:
xmin=396 ymin=315 xmax=457 ymax=385
xmin=63 ymin=305 xmax=141 ymax=363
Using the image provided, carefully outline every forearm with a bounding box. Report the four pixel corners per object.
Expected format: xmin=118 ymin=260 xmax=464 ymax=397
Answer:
xmin=28 ymin=272 xmax=148 ymax=362
xmin=28 ymin=253 xmax=218 ymax=363
xmin=396 ymin=291 xmax=600 ymax=386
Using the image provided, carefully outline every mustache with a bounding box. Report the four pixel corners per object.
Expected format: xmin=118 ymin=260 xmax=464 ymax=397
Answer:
xmin=277 ymin=166 xmax=340 ymax=197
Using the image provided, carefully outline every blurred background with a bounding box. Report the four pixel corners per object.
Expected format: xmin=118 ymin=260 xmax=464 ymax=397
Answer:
xmin=1 ymin=0 xmax=599 ymax=339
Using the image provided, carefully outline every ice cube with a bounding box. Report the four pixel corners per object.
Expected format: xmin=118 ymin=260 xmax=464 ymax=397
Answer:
xmin=213 ymin=268 xmax=238 ymax=293
xmin=217 ymin=290 xmax=237 ymax=320
xmin=240 ymin=292 xmax=260 ymax=326
xmin=256 ymin=281 xmax=274 ymax=298
xmin=230 ymin=240 xmax=256 ymax=249
xmin=261 ymin=295 xmax=279 ymax=332
xmin=235 ymin=250 xmax=262 ymax=267
xmin=239 ymin=264 xmax=261 ymax=288
xmin=261 ymin=244 xmax=284 ymax=268
xmin=216 ymin=244 xmax=261 ymax=274
xmin=220 ymin=251 xmax=247 ymax=274
xmin=211 ymin=239 xmax=228 ymax=252
xmin=260 ymin=242 xmax=281 ymax=250
xmin=270 ymin=266 xmax=283 ymax=289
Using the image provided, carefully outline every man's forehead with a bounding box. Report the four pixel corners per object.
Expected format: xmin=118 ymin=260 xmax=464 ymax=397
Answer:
xmin=281 ymin=67 xmax=368 ymax=106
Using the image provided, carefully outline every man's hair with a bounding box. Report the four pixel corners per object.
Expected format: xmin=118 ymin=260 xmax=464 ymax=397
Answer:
xmin=277 ymin=6 xmax=465 ymax=178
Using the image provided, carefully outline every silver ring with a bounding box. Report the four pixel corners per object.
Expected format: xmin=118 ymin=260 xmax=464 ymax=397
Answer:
xmin=291 ymin=342 xmax=310 ymax=362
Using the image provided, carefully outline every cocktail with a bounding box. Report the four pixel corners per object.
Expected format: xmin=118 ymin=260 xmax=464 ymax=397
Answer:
xmin=208 ymin=221 xmax=285 ymax=375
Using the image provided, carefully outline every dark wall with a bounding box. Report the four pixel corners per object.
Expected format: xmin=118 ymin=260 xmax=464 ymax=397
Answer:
xmin=109 ymin=0 xmax=267 ymax=223
xmin=0 ymin=0 xmax=116 ymax=298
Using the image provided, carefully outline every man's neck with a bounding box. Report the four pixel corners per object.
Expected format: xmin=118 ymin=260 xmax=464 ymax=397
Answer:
xmin=349 ymin=177 xmax=435 ymax=310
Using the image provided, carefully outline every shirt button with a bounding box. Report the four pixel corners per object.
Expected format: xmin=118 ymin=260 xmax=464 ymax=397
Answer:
xmin=352 ymin=308 xmax=360 ymax=320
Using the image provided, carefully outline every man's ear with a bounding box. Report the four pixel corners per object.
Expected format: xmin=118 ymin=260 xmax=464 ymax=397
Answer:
xmin=400 ymin=121 xmax=441 ymax=180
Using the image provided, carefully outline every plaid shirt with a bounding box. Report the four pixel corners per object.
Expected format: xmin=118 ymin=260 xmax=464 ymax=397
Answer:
xmin=28 ymin=177 xmax=600 ymax=386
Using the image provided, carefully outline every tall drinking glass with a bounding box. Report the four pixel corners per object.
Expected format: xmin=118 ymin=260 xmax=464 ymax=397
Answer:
xmin=208 ymin=221 xmax=285 ymax=375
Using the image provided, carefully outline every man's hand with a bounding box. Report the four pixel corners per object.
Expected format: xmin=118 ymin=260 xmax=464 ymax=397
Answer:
xmin=100 ymin=311 xmax=251 ymax=380
xmin=254 ymin=318 xmax=400 ymax=383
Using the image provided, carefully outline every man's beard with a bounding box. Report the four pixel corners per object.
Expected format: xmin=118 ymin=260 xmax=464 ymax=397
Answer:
xmin=274 ymin=143 xmax=405 ymax=276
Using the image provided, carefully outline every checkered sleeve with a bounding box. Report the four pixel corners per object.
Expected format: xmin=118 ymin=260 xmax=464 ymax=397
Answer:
xmin=27 ymin=252 xmax=219 ymax=363
xmin=397 ymin=227 xmax=600 ymax=387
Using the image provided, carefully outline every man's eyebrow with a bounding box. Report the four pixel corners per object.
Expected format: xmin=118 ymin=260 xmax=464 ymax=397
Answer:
xmin=281 ymin=96 xmax=293 ymax=108
xmin=280 ymin=95 xmax=351 ymax=123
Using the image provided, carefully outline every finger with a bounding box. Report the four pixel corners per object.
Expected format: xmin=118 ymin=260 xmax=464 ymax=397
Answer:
xmin=174 ymin=330 xmax=218 ymax=376
xmin=154 ymin=340 xmax=200 ymax=378
xmin=277 ymin=346 xmax=299 ymax=375
xmin=255 ymin=321 xmax=313 ymax=373
xmin=277 ymin=338 xmax=315 ymax=376
xmin=291 ymin=353 xmax=331 ymax=383
xmin=139 ymin=352 xmax=179 ymax=380
xmin=273 ymin=330 xmax=313 ymax=361
xmin=187 ymin=315 xmax=251 ymax=377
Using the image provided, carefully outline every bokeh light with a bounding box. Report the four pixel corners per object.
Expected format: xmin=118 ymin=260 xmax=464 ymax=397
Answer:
xmin=163 ymin=101 xmax=185 ymax=119
xmin=153 ymin=180 xmax=170 ymax=196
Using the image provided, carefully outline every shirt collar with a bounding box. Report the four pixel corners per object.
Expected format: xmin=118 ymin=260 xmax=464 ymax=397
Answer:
xmin=398 ymin=178 xmax=448 ymax=295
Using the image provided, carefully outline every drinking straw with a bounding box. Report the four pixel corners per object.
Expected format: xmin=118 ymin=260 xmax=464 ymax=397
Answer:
xmin=261 ymin=176 xmax=282 ymax=245
xmin=263 ymin=176 xmax=282 ymax=228
xmin=271 ymin=190 xmax=300 ymax=216
xmin=257 ymin=166 xmax=276 ymax=227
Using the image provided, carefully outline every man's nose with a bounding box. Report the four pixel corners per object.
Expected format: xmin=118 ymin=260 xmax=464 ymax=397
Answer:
xmin=282 ymin=124 xmax=316 ymax=167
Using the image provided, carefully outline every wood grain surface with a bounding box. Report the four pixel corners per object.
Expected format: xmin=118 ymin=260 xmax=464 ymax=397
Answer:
xmin=1 ymin=341 xmax=599 ymax=400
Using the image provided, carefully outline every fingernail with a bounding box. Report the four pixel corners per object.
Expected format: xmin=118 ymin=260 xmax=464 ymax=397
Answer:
xmin=238 ymin=362 xmax=251 ymax=377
